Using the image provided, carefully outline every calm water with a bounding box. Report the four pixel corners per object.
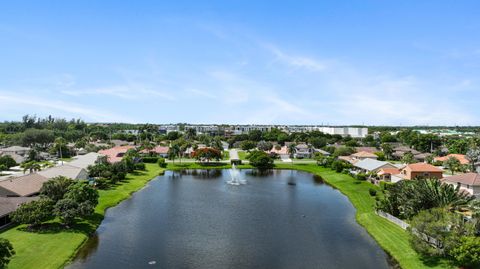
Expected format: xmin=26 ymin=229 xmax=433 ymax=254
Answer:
xmin=69 ymin=169 xmax=391 ymax=269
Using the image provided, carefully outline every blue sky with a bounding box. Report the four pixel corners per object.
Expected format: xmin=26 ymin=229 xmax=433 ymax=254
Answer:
xmin=1 ymin=1 xmax=479 ymax=125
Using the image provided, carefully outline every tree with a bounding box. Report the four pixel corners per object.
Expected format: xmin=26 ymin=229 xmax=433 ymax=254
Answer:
xmin=248 ymin=130 xmax=263 ymax=141
xmin=247 ymin=150 xmax=274 ymax=169
xmin=21 ymin=128 xmax=55 ymax=148
xmin=257 ymin=141 xmax=273 ymax=151
xmin=377 ymin=178 xmax=474 ymax=219
xmin=466 ymin=147 xmax=480 ymax=172
xmin=381 ymin=143 xmax=393 ymax=160
xmin=240 ymin=140 xmax=256 ymax=151
xmin=401 ymin=152 xmax=415 ymax=164
xmin=0 ymin=238 xmax=15 ymax=267
xmin=308 ymin=137 xmax=327 ymax=149
xmin=10 ymin=199 xmax=54 ymax=227
xmin=444 ymin=156 xmax=461 ymax=175
xmin=168 ymin=144 xmax=180 ymax=163
xmin=40 ymin=176 xmax=74 ymax=203
xmin=21 ymin=161 xmax=42 ymax=174
xmin=192 ymin=148 xmax=222 ymax=162
xmin=450 ymin=236 xmax=480 ymax=268
xmin=0 ymin=155 xmax=16 ymax=169
xmin=288 ymin=143 xmax=296 ymax=158
xmin=54 ymin=182 xmax=99 ymax=226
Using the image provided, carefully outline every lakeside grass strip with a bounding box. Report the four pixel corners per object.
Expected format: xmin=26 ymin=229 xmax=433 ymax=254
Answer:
xmin=0 ymin=163 xmax=162 ymax=269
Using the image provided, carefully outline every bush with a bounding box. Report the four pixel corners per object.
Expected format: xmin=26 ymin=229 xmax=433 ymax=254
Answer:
xmin=369 ymin=188 xmax=377 ymax=196
xmin=331 ymin=160 xmax=345 ymax=173
xmin=11 ymin=199 xmax=54 ymax=227
xmin=142 ymin=157 xmax=159 ymax=163
xmin=248 ymin=150 xmax=274 ymax=169
xmin=134 ymin=162 xmax=146 ymax=170
xmin=94 ymin=178 xmax=109 ymax=189
xmin=450 ymin=236 xmax=480 ymax=268
xmin=0 ymin=238 xmax=15 ymax=267
xmin=356 ymin=173 xmax=367 ymax=181
xmin=157 ymin=158 xmax=167 ymax=168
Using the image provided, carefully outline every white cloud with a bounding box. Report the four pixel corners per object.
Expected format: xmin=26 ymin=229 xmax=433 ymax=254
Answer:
xmin=264 ymin=44 xmax=327 ymax=72
xmin=61 ymin=85 xmax=175 ymax=100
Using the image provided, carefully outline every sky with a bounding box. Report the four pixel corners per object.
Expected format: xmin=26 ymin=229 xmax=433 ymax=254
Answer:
xmin=1 ymin=0 xmax=479 ymax=125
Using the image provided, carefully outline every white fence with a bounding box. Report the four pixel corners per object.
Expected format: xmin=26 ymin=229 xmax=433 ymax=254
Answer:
xmin=376 ymin=210 xmax=410 ymax=230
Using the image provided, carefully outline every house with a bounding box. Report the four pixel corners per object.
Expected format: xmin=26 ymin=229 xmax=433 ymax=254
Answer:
xmin=434 ymin=154 xmax=470 ymax=165
xmin=140 ymin=146 xmax=169 ymax=158
xmin=68 ymin=152 xmax=104 ymax=169
xmin=353 ymin=159 xmax=397 ymax=173
xmin=394 ymin=163 xmax=443 ymax=181
xmin=0 ymin=196 xmax=38 ymax=228
xmin=351 ymin=151 xmax=378 ymax=161
xmin=355 ymin=147 xmax=379 ymax=154
xmin=294 ymin=144 xmax=313 ymax=158
xmin=0 ymin=146 xmax=31 ymax=156
xmin=392 ymin=146 xmax=420 ymax=159
xmin=313 ymin=148 xmax=331 ymax=156
xmin=38 ymin=164 xmax=88 ymax=180
xmin=0 ymin=173 xmax=49 ymax=197
xmin=377 ymin=168 xmax=401 ymax=182
xmin=98 ymin=145 xmax=135 ymax=163
xmin=268 ymin=146 xmax=289 ymax=158
xmin=442 ymin=173 xmax=480 ymax=198
xmin=0 ymin=146 xmax=31 ymax=164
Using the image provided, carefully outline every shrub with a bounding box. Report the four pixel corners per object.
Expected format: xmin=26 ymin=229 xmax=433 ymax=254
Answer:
xmin=11 ymin=199 xmax=55 ymax=227
xmin=157 ymin=158 xmax=167 ymax=168
xmin=369 ymin=188 xmax=377 ymax=196
xmin=94 ymin=178 xmax=109 ymax=189
xmin=134 ymin=162 xmax=146 ymax=170
xmin=142 ymin=157 xmax=159 ymax=163
xmin=331 ymin=160 xmax=345 ymax=173
xmin=356 ymin=173 xmax=367 ymax=181
xmin=450 ymin=236 xmax=480 ymax=268
xmin=248 ymin=150 xmax=274 ymax=169
xmin=0 ymin=238 xmax=15 ymax=267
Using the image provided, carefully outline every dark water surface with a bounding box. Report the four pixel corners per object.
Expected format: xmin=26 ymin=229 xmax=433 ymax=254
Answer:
xmin=68 ymin=169 xmax=391 ymax=269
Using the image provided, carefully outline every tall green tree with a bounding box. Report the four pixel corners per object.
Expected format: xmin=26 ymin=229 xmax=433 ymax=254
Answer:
xmin=0 ymin=238 xmax=15 ymax=267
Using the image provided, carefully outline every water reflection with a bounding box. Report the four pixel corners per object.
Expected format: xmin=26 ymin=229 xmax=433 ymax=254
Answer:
xmin=73 ymin=233 xmax=99 ymax=262
xmin=171 ymin=169 xmax=223 ymax=179
xmin=245 ymin=169 xmax=274 ymax=177
xmin=313 ymin=174 xmax=325 ymax=185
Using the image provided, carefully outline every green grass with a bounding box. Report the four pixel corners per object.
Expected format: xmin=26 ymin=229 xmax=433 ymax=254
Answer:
xmin=0 ymin=163 xmax=163 ymax=269
xmin=222 ymin=151 xmax=230 ymax=160
xmin=275 ymin=163 xmax=451 ymax=269
xmin=237 ymin=150 xmax=247 ymax=160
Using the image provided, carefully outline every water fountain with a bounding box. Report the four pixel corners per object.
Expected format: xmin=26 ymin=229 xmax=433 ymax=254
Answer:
xmin=227 ymin=164 xmax=246 ymax=185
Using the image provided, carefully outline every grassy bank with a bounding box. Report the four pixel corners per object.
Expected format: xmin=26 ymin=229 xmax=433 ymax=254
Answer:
xmin=0 ymin=163 xmax=163 ymax=269
xmin=274 ymin=163 xmax=451 ymax=269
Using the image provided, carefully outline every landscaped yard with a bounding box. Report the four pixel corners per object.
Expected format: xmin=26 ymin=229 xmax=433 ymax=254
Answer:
xmin=237 ymin=150 xmax=247 ymax=160
xmin=0 ymin=163 xmax=163 ymax=269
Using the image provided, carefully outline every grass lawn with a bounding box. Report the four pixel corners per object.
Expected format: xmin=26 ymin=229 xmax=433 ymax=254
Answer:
xmin=275 ymin=163 xmax=451 ymax=269
xmin=222 ymin=151 xmax=230 ymax=160
xmin=0 ymin=163 xmax=163 ymax=269
xmin=237 ymin=150 xmax=247 ymax=160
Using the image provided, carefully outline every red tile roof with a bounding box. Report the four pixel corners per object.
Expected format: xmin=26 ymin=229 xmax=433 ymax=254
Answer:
xmin=140 ymin=146 xmax=169 ymax=155
xmin=442 ymin=173 xmax=480 ymax=186
xmin=405 ymin=163 xmax=443 ymax=173
xmin=434 ymin=154 xmax=470 ymax=165
xmin=377 ymin=168 xmax=401 ymax=176
xmin=98 ymin=145 xmax=135 ymax=163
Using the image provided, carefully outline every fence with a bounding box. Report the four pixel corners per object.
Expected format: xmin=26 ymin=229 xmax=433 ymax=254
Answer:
xmin=376 ymin=210 xmax=410 ymax=230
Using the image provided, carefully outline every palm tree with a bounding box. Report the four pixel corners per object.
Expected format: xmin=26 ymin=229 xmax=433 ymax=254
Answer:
xmin=169 ymin=144 xmax=180 ymax=164
xmin=22 ymin=161 xmax=42 ymax=174
xmin=466 ymin=147 xmax=480 ymax=172
xmin=54 ymin=137 xmax=67 ymax=164
xmin=288 ymin=143 xmax=296 ymax=164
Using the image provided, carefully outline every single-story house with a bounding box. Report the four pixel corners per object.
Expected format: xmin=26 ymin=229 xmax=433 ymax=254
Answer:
xmin=442 ymin=173 xmax=480 ymax=198
xmin=0 ymin=196 xmax=38 ymax=228
xmin=392 ymin=163 xmax=443 ymax=182
xmin=68 ymin=152 xmax=104 ymax=169
xmin=0 ymin=146 xmax=31 ymax=156
xmin=377 ymin=168 xmax=401 ymax=182
xmin=268 ymin=146 xmax=289 ymax=158
xmin=434 ymin=154 xmax=470 ymax=165
xmin=0 ymin=173 xmax=49 ymax=197
xmin=313 ymin=148 xmax=331 ymax=156
xmin=353 ymin=159 xmax=397 ymax=173
xmin=98 ymin=145 xmax=136 ymax=163
xmin=38 ymin=164 xmax=88 ymax=180
xmin=352 ymin=151 xmax=378 ymax=161
xmin=355 ymin=147 xmax=379 ymax=154
xmin=140 ymin=146 xmax=169 ymax=157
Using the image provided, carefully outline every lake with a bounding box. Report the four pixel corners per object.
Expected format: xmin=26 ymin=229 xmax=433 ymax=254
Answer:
xmin=68 ymin=169 xmax=391 ymax=269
